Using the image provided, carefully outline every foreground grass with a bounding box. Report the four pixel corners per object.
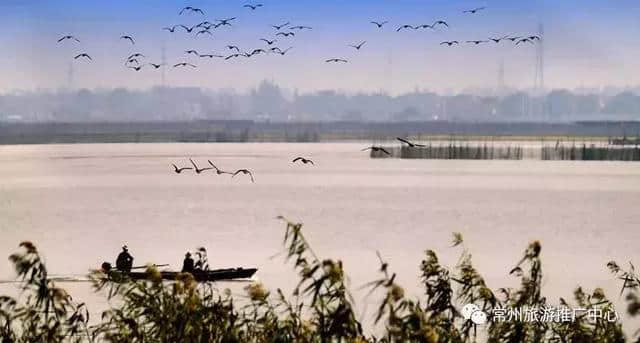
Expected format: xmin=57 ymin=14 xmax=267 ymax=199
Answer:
xmin=1 ymin=217 xmax=638 ymax=342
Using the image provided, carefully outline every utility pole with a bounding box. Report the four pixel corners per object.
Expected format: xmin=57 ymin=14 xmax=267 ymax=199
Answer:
xmin=534 ymin=23 xmax=545 ymax=92
xmin=386 ymin=49 xmax=393 ymax=96
xmin=67 ymin=62 xmax=74 ymax=90
xmin=497 ymin=60 xmax=505 ymax=95
xmin=161 ymin=45 xmax=167 ymax=88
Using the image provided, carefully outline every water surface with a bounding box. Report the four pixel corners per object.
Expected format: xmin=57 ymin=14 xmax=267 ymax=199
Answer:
xmin=1 ymin=143 xmax=639 ymax=328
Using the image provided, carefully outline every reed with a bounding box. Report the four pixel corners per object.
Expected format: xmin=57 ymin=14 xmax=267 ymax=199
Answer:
xmin=372 ymin=141 xmax=640 ymax=161
xmin=541 ymin=143 xmax=640 ymax=161
xmin=372 ymin=142 xmax=524 ymax=160
xmin=1 ymin=220 xmax=637 ymax=342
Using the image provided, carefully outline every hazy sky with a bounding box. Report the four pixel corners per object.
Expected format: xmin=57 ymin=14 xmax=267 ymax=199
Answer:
xmin=1 ymin=0 xmax=639 ymax=94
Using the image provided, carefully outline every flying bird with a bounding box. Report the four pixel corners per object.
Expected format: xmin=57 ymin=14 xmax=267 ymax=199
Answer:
xmin=207 ymin=160 xmax=234 ymax=175
xmin=127 ymin=53 xmax=145 ymax=60
xmin=348 ymin=41 xmax=366 ymax=50
xmin=275 ymin=32 xmax=295 ymax=37
xmin=362 ymin=146 xmax=391 ymax=155
xmin=58 ymin=35 xmax=80 ymax=43
xmin=225 ymin=53 xmax=249 ymax=60
xmin=417 ymin=24 xmax=435 ymax=29
xmin=370 ymin=21 xmax=388 ymax=28
xmin=527 ymin=35 xmax=541 ymax=41
xmin=179 ymin=24 xmax=197 ymax=33
xmin=292 ymin=157 xmax=314 ymax=165
xmin=180 ymin=7 xmax=204 ymax=15
xmin=325 ymin=58 xmax=348 ymax=63
xmin=515 ymin=38 xmax=534 ymax=45
xmin=463 ymin=7 xmax=486 ymax=14
xmin=74 ymin=53 xmax=92 ymax=61
xmin=173 ymin=62 xmax=197 ymax=68
xmin=172 ymin=164 xmax=192 ymax=174
xmin=148 ymin=63 xmax=164 ymax=69
xmin=396 ymin=24 xmax=416 ymax=32
xmin=440 ymin=41 xmax=459 ymax=46
xmin=232 ymin=169 xmax=255 ymax=183
xmin=190 ymin=158 xmax=213 ymax=174
xmin=272 ymin=47 xmax=293 ymax=55
xmin=505 ymin=36 xmax=522 ymax=42
xmin=196 ymin=29 xmax=213 ymax=37
xmin=216 ymin=18 xmax=237 ymax=26
xmin=260 ymin=38 xmax=277 ymax=45
xmin=488 ymin=35 xmax=508 ymax=43
xmin=195 ymin=21 xmax=213 ymax=28
xmin=250 ymin=49 xmax=267 ymax=56
xmin=163 ymin=25 xmax=180 ymax=33
xmin=185 ymin=50 xmax=199 ymax=56
xmin=126 ymin=58 xmax=140 ymax=65
xmin=466 ymin=40 xmax=488 ymax=45
xmin=290 ymin=25 xmax=312 ymax=30
xmin=243 ymin=4 xmax=263 ymax=10
xmin=199 ymin=53 xmax=223 ymax=58
xmin=226 ymin=45 xmax=241 ymax=52
xmin=396 ymin=137 xmax=425 ymax=148
xmin=128 ymin=65 xmax=143 ymax=71
xmin=120 ymin=35 xmax=135 ymax=44
xmin=433 ymin=20 xmax=449 ymax=27
xmin=271 ymin=22 xmax=290 ymax=30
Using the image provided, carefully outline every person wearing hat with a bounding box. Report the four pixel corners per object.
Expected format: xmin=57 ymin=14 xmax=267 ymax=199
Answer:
xmin=115 ymin=245 xmax=134 ymax=272
xmin=182 ymin=252 xmax=195 ymax=274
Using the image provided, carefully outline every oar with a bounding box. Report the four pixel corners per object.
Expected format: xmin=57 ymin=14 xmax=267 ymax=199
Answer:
xmin=129 ymin=264 xmax=170 ymax=270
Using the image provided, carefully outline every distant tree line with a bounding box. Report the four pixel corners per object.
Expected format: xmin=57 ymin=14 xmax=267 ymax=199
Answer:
xmin=1 ymin=81 xmax=639 ymax=123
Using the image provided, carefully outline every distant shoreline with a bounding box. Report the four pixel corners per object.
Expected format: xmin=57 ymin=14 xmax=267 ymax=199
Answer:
xmin=1 ymin=120 xmax=638 ymax=145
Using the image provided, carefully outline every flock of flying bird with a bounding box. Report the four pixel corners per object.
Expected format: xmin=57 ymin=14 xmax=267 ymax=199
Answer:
xmin=56 ymin=4 xmax=542 ymax=69
xmin=172 ymin=158 xmax=257 ymax=182
xmin=171 ymin=156 xmax=315 ymax=182
xmin=57 ymin=4 xmax=540 ymax=180
xmin=171 ymin=138 xmax=429 ymax=182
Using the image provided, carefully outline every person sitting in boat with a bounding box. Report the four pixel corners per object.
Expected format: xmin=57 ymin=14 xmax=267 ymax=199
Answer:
xmin=182 ymin=252 xmax=195 ymax=274
xmin=115 ymin=245 xmax=134 ymax=272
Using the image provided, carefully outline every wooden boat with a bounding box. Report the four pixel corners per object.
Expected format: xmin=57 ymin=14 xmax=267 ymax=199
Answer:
xmin=122 ymin=268 xmax=258 ymax=282
xmin=101 ymin=263 xmax=257 ymax=282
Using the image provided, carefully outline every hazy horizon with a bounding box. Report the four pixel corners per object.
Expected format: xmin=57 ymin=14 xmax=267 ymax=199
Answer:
xmin=2 ymin=0 xmax=639 ymax=94
xmin=3 ymin=80 xmax=640 ymax=123
xmin=3 ymin=80 xmax=640 ymax=98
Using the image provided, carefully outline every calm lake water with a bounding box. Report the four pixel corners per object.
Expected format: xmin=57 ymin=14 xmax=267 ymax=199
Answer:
xmin=1 ymin=142 xmax=639 ymax=329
